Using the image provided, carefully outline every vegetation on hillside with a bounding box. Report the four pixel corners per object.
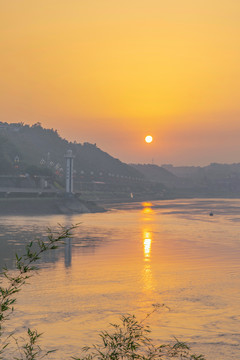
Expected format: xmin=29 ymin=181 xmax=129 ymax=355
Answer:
xmin=0 ymin=122 xmax=142 ymax=180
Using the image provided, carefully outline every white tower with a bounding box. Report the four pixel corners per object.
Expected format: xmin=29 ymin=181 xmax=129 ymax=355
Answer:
xmin=64 ymin=150 xmax=75 ymax=194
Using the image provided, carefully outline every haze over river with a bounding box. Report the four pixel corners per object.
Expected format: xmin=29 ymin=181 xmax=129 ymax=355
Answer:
xmin=1 ymin=199 xmax=240 ymax=359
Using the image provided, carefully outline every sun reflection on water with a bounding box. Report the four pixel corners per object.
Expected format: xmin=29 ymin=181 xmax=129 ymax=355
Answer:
xmin=142 ymin=208 xmax=153 ymax=216
xmin=142 ymin=230 xmax=154 ymax=291
xmin=142 ymin=202 xmax=154 ymax=215
xmin=143 ymin=232 xmax=152 ymax=261
xmin=141 ymin=201 xmax=156 ymax=292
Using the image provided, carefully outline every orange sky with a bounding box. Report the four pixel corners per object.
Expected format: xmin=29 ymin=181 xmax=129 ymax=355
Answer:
xmin=1 ymin=0 xmax=240 ymax=165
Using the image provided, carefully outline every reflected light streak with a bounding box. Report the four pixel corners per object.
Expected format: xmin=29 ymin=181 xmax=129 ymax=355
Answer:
xmin=142 ymin=202 xmax=153 ymax=207
xmin=143 ymin=231 xmax=152 ymax=260
xmin=142 ymin=202 xmax=154 ymax=215
xmin=144 ymin=237 xmax=151 ymax=259
xmin=142 ymin=263 xmax=153 ymax=291
xmin=142 ymin=230 xmax=154 ymax=291
xmin=142 ymin=207 xmax=153 ymax=214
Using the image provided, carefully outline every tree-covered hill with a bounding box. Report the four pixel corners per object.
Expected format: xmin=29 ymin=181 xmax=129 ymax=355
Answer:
xmin=162 ymin=163 xmax=240 ymax=193
xmin=131 ymin=162 xmax=240 ymax=197
xmin=130 ymin=163 xmax=189 ymax=188
xmin=0 ymin=122 xmax=143 ymax=181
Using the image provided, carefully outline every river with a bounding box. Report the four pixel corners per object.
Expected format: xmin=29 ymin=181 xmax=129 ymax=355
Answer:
xmin=1 ymin=199 xmax=240 ymax=359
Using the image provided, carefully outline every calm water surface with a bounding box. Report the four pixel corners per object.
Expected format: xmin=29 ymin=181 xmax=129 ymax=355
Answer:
xmin=1 ymin=199 xmax=240 ymax=359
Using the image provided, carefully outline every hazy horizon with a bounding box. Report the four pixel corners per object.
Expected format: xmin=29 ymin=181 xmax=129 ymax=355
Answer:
xmin=1 ymin=1 xmax=240 ymax=166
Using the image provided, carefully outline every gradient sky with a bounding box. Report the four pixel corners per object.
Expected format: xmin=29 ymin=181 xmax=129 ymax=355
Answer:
xmin=1 ymin=0 xmax=240 ymax=165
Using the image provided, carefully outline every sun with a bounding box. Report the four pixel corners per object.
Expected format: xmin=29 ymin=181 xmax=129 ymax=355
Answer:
xmin=145 ymin=135 xmax=153 ymax=143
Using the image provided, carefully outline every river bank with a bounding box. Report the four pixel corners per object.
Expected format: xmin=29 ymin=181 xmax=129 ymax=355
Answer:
xmin=2 ymin=188 xmax=240 ymax=216
xmin=0 ymin=197 xmax=106 ymax=216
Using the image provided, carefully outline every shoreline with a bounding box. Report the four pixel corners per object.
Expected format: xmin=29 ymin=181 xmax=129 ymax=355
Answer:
xmin=1 ymin=195 xmax=240 ymax=216
xmin=0 ymin=197 xmax=106 ymax=216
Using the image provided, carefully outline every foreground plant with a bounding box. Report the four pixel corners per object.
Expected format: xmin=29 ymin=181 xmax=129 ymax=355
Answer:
xmin=13 ymin=328 xmax=57 ymax=360
xmin=0 ymin=225 xmax=75 ymax=359
xmin=73 ymin=309 xmax=205 ymax=360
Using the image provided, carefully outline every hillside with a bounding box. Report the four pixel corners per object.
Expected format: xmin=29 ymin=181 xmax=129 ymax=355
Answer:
xmin=130 ymin=162 xmax=240 ymax=198
xmin=162 ymin=163 xmax=240 ymax=195
xmin=0 ymin=122 xmax=172 ymax=203
xmin=130 ymin=163 xmax=189 ymax=187
xmin=0 ymin=122 xmax=142 ymax=181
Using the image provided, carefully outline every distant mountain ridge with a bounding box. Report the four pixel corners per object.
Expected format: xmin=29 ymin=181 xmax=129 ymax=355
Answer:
xmin=162 ymin=163 xmax=240 ymax=182
xmin=132 ymin=162 xmax=240 ymax=196
xmin=130 ymin=163 xmax=186 ymax=187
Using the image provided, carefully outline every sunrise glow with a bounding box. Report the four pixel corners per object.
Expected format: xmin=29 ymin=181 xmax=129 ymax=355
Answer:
xmin=145 ymin=136 xmax=153 ymax=144
xmin=1 ymin=0 xmax=240 ymax=165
